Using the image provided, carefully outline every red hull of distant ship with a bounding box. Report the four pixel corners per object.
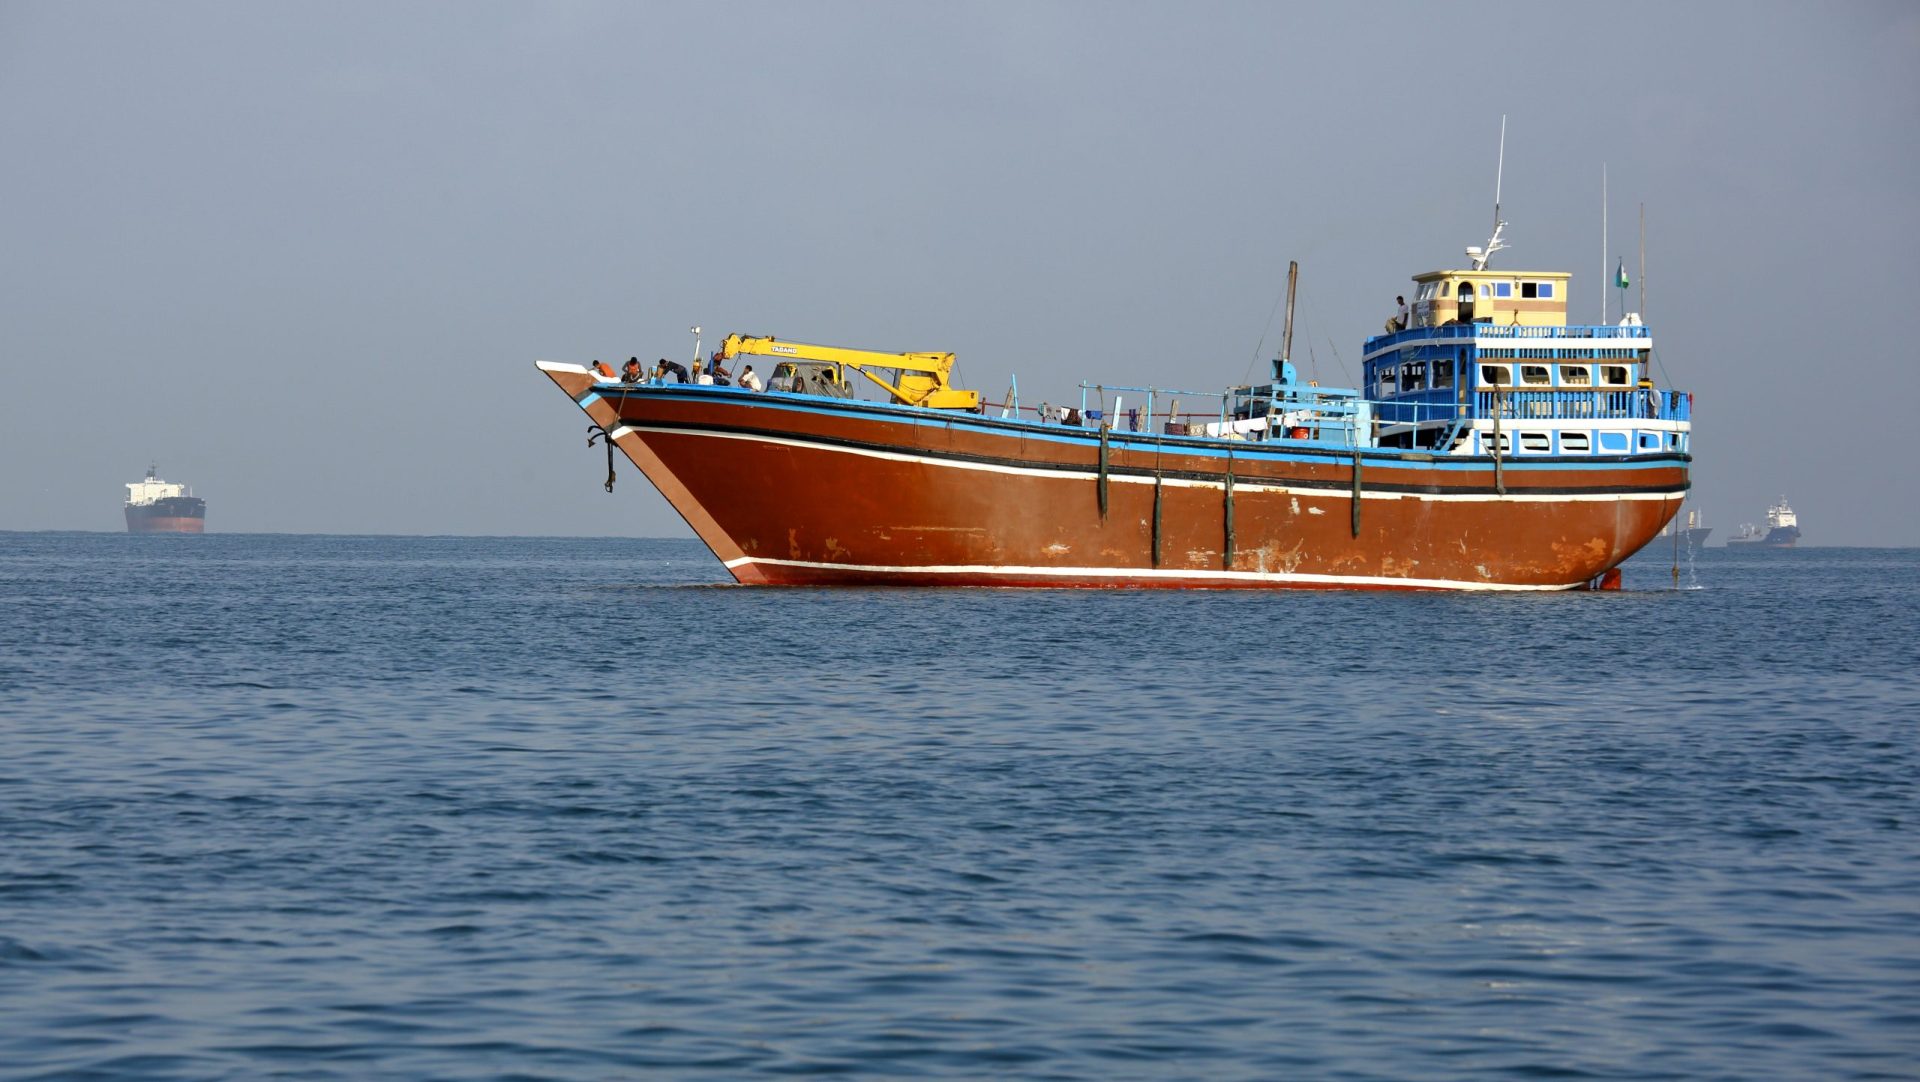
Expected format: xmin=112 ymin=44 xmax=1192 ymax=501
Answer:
xmin=125 ymin=507 xmax=205 ymax=534
xmin=542 ymin=370 xmax=1687 ymax=591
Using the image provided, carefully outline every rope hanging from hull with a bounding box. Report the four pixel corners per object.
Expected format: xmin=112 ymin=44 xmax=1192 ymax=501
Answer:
xmin=1097 ymin=425 xmax=1110 ymax=520
xmin=1351 ymin=449 xmax=1363 ymax=538
xmin=1152 ymin=472 xmax=1164 ymax=568
xmin=1223 ymin=448 xmax=1236 ymax=569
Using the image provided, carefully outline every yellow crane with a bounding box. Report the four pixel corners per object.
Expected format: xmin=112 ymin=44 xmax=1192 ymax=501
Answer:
xmin=716 ymin=334 xmax=980 ymax=411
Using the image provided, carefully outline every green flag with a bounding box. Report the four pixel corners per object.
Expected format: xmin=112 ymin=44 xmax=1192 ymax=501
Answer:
xmin=1615 ymin=260 xmax=1629 ymax=289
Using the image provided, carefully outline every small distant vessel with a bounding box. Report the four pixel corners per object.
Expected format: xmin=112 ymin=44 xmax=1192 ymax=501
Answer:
xmin=1662 ymin=507 xmax=1711 ymax=547
xmin=1727 ymin=496 xmax=1799 ymax=547
xmin=124 ymin=464 xmax=206 ymax=534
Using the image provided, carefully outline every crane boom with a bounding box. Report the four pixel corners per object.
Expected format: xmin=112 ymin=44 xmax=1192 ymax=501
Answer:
xmin=717 ymin=334 xmax=980 ymax=410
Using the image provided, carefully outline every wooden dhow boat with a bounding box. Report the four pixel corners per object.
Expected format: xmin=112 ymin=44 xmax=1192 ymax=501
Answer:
xmin=537 ymin=229 xmax=1690 ymax=591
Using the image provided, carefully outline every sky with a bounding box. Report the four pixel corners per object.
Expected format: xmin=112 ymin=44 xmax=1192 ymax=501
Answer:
xmin=3 ymin=0 xmax=1916 ymax=543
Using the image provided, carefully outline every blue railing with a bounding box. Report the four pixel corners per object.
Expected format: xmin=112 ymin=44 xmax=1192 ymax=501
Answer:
xmin=1474 ymin=389 xmax=1689 ymax=422
xmin=1364 ymin=322 xmax=1652 ymax=354
xmin=1373 ymin=391 xmax=1461 ymax=426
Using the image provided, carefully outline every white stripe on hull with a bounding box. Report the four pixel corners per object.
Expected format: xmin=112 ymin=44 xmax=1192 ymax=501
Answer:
xmin=723 ymin=555 xmax=1586 ymax=592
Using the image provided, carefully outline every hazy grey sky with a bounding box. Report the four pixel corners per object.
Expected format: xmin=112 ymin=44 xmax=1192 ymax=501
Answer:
xmin=4 ymin=1 xmax=1916 ymax=543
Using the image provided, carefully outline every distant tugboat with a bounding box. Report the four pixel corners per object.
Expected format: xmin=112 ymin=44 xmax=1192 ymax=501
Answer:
xmin=124 ymin=464 xmax=206 ymax=534
xmin=1727 ymin=496 xmax=1798 ymax=547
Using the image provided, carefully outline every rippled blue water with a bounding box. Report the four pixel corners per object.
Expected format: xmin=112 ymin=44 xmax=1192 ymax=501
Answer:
xmin=1 ymin=533 xmax=1916 ymax=1080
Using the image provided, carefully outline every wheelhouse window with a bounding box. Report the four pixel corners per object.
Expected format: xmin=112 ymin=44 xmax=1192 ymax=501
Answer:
xmin=1521 ymin=364 xmax=1552 ymax=386
xmin=1494 ymin=281 xmax=1513 ymax=298
xmin=1400 ymin=361 xmax=1426 ymax=390
xmin=1600 ymin=365 xmax=1631 ymax=386
xmin=1433 ymin=358 xmax=1454 ymax=388
xmin=1560 ymin=365 xmax=1591 ymax=386
xmin=1479 ymin=363 xmax=1512 ymax=387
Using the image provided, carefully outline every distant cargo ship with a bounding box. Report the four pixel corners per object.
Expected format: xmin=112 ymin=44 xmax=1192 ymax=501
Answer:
xmin=1662 ymin=507 xmax=1711 ymax=547
xmin=1683 ymin=508 xmax=1711 ymax=547
xmin=1727 ymin=496 xmax=1798 ymax=547
xmin=124 ymin=465 xmax=205 ymax=533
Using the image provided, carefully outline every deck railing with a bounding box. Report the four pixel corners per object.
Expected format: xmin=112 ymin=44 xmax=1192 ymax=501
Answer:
xmin=1474 ymin=388 xmax=1689 ymax=422
xmin=1030 ymin=381 xmax=1689 ymax=438
xmin=1364 ymin=322 xmax=1653 ymax=354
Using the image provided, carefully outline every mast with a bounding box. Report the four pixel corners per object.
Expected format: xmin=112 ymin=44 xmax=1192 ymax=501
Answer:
xmin=1601 ymin=164 xmax=1608 ymax=324
xmin=1470 ymin=116 xmax=1508 ymax=271
xmin=1639 ymin=203 xmax=1646 ymax=318
xmin=1280 ymin=260 xmax=1298 ymax=377
xmin=1492 ymin=114 xmax=1504 ymax=249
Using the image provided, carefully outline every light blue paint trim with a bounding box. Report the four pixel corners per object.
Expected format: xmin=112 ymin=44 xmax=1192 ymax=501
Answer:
xmin=587 ymin=385 xmax=1687 ymax=474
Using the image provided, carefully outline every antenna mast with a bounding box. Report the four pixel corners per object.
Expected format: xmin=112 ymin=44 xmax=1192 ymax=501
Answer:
xmin=1493 ymin=114 xmax=1505 ymax=239
xmin=1470 ymin=116 xmax=1508 ymax=271
xmin=1601 ymin=164 xmax=1608 ymax=324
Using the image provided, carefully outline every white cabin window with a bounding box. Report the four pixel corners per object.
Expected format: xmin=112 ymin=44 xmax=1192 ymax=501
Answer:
xmin=1559 ymin=431 xmax=1590 ymax=453
xmin=1519 ymin=431 xmax=1551 ymax=453
xmin=1600 ymin=365 xmax=1631 ymax=387
xmin=1521 ymin=364 xmax=1552 ymax=385
xmin=1560 ymin=365 xmax=1591 ymax=386
xmin=1480 ymin=364 xmax=1512 ymax=386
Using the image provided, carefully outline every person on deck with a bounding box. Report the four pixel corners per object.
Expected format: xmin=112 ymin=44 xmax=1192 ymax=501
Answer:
xmin=659 ymin=358 xmax=689 ymax=384
xmin=619 ymin=358 xmax=644 ymax=383
xmin=739 ymin=364 xmax=763 ymax=392
xmin=708 ymin=352 xmax=733 ymax=386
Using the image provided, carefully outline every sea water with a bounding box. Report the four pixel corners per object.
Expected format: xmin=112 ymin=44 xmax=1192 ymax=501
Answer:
xmin=1 ymin=534 xmax=1916 ymax=1080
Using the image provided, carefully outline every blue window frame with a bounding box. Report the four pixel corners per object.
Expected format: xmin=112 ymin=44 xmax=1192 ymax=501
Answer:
xmin=1538 ymin=282 xmax=1554 ymax=299
xmin=1494 ymin=282 xmax=1512 ymax=298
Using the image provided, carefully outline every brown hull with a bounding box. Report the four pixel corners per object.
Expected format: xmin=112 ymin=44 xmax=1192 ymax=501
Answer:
xmin=542 ymin=368 xmax=1688 ymax=590
xmin=125 ymin=514 xmax=204 ymax=534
